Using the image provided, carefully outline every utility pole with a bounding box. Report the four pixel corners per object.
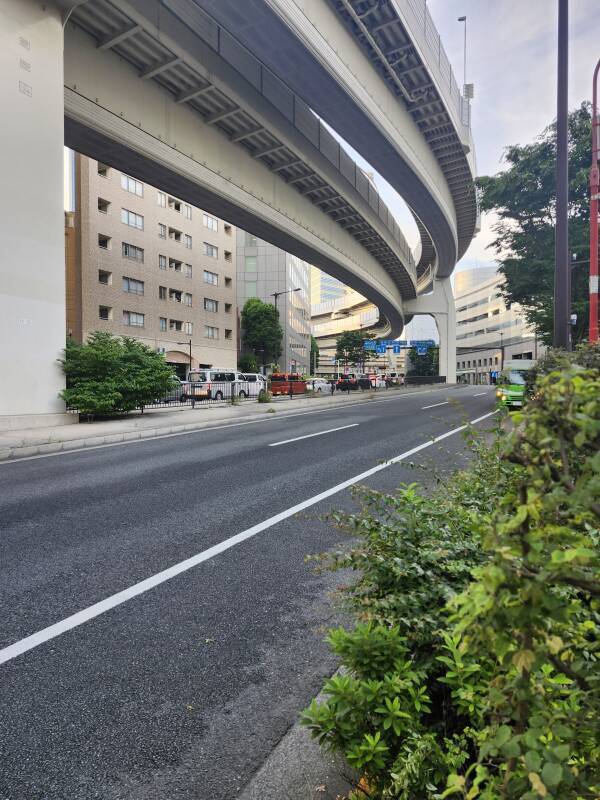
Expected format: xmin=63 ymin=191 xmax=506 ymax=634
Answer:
xmin=589 ymin=58 xmax=600 ymax=343
xmin=500 ymin=332 xmax=505 ymax=370
xmin=458 ymin=16 xmax=467 ymax=89
xmin=554 ymin=0 xmax=571 ymax=349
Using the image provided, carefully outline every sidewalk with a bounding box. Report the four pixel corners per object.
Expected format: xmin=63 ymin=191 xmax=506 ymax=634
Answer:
xmin=0 ymin=385 xmax=451 ymax=462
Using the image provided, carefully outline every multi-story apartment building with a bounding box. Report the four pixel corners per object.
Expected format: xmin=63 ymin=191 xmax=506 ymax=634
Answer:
xmin=66 ymin=154 xmax=237 ymax=377
xmin=455 ymin=267 xmax=542 ymax=384
xmin=236 ymin=232 xmax=311 ymax=374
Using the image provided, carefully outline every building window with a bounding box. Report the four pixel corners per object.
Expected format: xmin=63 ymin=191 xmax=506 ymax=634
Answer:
xmin=99 ymin=305 xmax=112 ymax=321
xmin=123 ymin=310 xmax=144 ymax=327
xmin=224 ymin=250 xmax=232 ymax=262
xmin=98 ymin=269 xmax=112 ymax=285
xmin=184 ymin=234 xmax=192 ymax=249
xmin=225 ymin=277 xmax=232 ymax=288
xmin=203 ymin=213 xmax=218 ymax=232
xmin=244 ymin=232 xmax=258 ymax=246
xmin=159 ymin=285 xmax=167 ymax=300
xmin=168 ymin=196 xmax=181 ymax=213
xmin=97 ymin=162 xmax=110 ymax=178
xmin=184 ymin=204 xmax=192 ymax=220
xmin=97 ymin=197 xmax=110 ymax=214
xmin=122 ymin=242 xmax=144 ymax=262
xmin=159 ymin=254 xmax=167 ymax=270
xmin=121 ymin=174 xmax=143 ymax=196
xmin=225 ymin=303 xmax=232 ymax=313
xmin=169 ymin=258 xmax=182 ymax=273
xmin=245 ymin=255 xmax=257 ymax=272
xmin=495 ymin=356 xmax=499 ymax=365
xmin=158 ymin=224 xmax=166 ymax=239
xmin=157 ymin=191 xmax=166 ymax=208
xmin=224 ymin=223 xmax=232 ymax=236
xmin=159 ymin=317 xmax=167 ymax=332
xmin=98 ymin=234 xmax=111 ymax=250
xmin=169 ymin=319 xmax=183 ymax=332
xmin=169 ymin=227 xmax=182 ymax=242
xmin=121 ymin=208 xmax=144 ymax=229
xmin=246 ymin=281 xmax=257 ymax=297
xmin=225 ymin=329 xmax=232 ymax=340
xmin=183 ymin=292 xmax=193 ymax=306
xmin=204 ymin=325 xmax=219 ymax=339
xmin=203 ymin=270 xmax=218 ymax=285
xmin=202 ymin=242 xmax=218 ymax=258
xmin=183 ymin=321 xmax=193 ymax=335
xmin=169 ymin=288 xmax=183 ymax=303
xmin=185 ymin=263 xmax=193 ymax=278
xmin=204 ymin=298 xmax=218 ymax=312
xmin=122 ymin=276 xmax=144 ymax=295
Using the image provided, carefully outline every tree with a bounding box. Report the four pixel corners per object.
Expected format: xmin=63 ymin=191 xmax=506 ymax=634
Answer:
xmin=238 ymin=353 xmax=258 ymax=373
xmin=240 ymin=298 xmax=283 ymax=371
xmin=407 ymin=345 xmax=438 ymax=377
xmin=477 ymin=103 xmax=592 ymax=345
xmin=60 ymin=331 xmax=176 ymax=414
xmin=310 ymin=336 xmax=320 ymax=375
xmin=335 ymin=330 xmax=370 ymax=368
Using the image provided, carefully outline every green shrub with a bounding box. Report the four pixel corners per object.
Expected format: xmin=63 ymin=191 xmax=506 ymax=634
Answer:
xmin=60 ymin=331 xmax=176 ymax=415
xmin=303 ymin=355 xmax=600 ymax=799
xmin=258 ymin=389 xmax=272 ymax=403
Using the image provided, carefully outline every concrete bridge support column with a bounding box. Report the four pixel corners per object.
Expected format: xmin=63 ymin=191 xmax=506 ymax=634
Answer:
xmin=404 ymin=278 xmax=457 ymax=384
xmin=0 ymin=0 xmax=68 ymax=429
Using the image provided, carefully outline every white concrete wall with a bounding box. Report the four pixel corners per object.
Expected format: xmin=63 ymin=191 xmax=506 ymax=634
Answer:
xmin=0 ymin=0 xmax=66 ymax=420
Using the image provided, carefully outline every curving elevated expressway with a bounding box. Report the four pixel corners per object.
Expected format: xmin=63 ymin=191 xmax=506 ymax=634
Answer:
xmin=0 ymin=0 xmax=477 ymax=422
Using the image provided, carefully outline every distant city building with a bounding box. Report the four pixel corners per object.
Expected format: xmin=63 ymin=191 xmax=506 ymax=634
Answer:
xmin=65 ymin=154 xmax=238 ymax=378
xmin=310 ymin=266 xmax=347 ymax=305
xmin=310 ymin=289 xmax=408 ymax=375
xmin=454 ymin=267 xmax=543 ymax=384
xmin=236 ymin=232 xmax=311 ymax=373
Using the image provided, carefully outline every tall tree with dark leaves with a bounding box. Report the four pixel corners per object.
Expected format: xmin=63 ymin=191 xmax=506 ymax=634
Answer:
xmin=240 ymin=298 xmax=283 ymax=371
xmin=477 ymin=103 xmax=591 ymax=345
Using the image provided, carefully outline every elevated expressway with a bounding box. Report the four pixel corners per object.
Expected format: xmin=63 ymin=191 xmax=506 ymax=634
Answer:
xmin=0 ymin=0 xmax=477 ymax=422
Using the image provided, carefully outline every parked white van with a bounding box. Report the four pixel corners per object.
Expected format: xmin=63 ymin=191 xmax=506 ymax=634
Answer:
xmin=240 ymin=373 xmax=267 ymax=397
xmin=183 ymin=369 xmax=251 ymax=400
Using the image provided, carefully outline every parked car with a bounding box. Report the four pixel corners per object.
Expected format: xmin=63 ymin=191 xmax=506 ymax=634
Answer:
xmin=269 ymin=373 xmax=307 ymax=396
xmin=183 ymin=369 xmax=250 ymax=400
xmin=154 ymin=376 xmax=187 ymax=403
xmin=336 ymin=373 xmax=359 ymax=391
xmin=241 ymin=373 xmax=267 ymax=397
xmin=357 ymin=374 xmax=373 ymax=390
xmin=305 ymin=377 xmax=330 ymax=393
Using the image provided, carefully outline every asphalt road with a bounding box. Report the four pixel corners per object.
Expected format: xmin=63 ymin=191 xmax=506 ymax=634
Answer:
xmin=0 ymin=385 xmax=497 ymax=800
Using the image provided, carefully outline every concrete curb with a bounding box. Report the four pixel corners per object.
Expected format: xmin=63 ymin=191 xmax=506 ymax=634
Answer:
xmin=0 ymin=386 xmax=454 ymax=462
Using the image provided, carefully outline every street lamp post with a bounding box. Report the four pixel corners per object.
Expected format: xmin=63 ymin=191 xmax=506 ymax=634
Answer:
xmin=589 ymin=58 xmax=600 ymax=343
xmin=554 ymin=0 xmax=571 ymax=350
xmin=458 ymin=16 xmax=467 ymax=90
xmin=499 ymin=332 xmax=505 ymax=370
xmin=177 ymin=340 xmax=193 ymax=376
xmin=271 ymin=287 xmax=301 ymax=312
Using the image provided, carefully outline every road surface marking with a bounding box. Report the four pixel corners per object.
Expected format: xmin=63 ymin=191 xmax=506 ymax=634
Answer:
xmin=0 ymin=410 xmax=497 ymax=667
xmin=422 ymin=401 xmax=449 ymax=410
xmin=473 ymin=392 xmax=488 ymax=397
xmin=269 ymin=423 xmax=358 ymax=447
xmin=0 ymin=387 xmax=470 ymax=466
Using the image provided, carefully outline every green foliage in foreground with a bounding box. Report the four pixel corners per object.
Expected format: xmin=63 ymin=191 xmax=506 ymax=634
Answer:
xmin=60 ymin=331 xmax=176 ymax=414
xmin=303 ymin=350 xmax=600 ymax=799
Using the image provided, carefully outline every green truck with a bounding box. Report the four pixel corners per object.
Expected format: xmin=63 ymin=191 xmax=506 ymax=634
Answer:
xmin=495 ymin=359 xmax=536 ymax=409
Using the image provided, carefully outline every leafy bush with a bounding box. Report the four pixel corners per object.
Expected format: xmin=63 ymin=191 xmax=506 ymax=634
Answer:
xmin=60 ymin=331 xmax=176 ymax=415
xmin=303 ymin=354 xmax=600 ymax=799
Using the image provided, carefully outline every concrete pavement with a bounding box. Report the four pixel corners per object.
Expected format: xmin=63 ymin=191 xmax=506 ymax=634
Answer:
xmin=0 ymin=385 xmax=497 ymax=799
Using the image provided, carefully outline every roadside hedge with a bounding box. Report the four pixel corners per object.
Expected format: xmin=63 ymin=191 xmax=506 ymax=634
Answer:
xmin=303 ymin=347 xmax=600 ymax=799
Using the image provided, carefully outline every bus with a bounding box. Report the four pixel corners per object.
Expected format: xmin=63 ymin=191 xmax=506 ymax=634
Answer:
xmin=495 ymin=359 xmax=536 ymax=409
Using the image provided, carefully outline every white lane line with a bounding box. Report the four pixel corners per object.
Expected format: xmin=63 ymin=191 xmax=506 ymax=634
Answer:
xmin=269 ymin=423 xmax=358 ymax=447
xmin=0 ymin=388 xmax=456 ymax=466
xmin=473 ymin=392 xmax=488 ymax=397
xmin=422 ymin=401 xmax=449 ymax=410
xmin=0 ymin=410 xmax=497 ymax=667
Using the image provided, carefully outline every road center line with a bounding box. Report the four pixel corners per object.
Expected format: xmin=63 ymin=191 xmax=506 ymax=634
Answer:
xmin=422 ymin=401 xmax=449 ymax=410
xmin=269 ymin=423 xmax=358 ymax=447
xmin=473 ymin=392 xmax=488 ymax=397
xmin=0 ymin=410 xmax=497 ymax=667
